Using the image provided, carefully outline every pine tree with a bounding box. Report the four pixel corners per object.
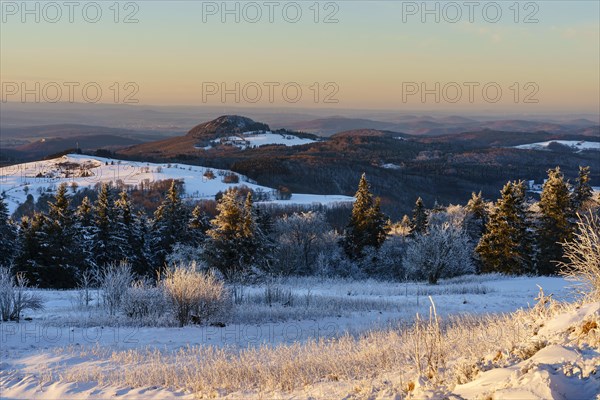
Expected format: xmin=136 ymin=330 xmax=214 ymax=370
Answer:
xmin=91 ymin=183 xmax=119 ymax=268
xmin=152 ymin=180 xmax=189 ymax=268
xmin=476 ymin=181 xmax=534 ymax=274
xmin=465 ymin=191 xmax=488 ymax=241
xmin=411 ymin=197 xmax=428 ymax=235
xmin=15 ymin=213 xmax=45 ymax=283
xmin=114 ymin=190 xmax=137 ymax=266
xmin=39 ymin=184 xmax=78 ymax=287
xmin=204 ymin=189 xmax=263 ymax=279
xmin=75 ymin=196 xmax=95 ymax=272
xmin=188 ymin=204 xmax=210 ymax=246
xmin=537 ymin=167 xmax=573 ymax=275
xmin=0 ymin=196 xmax=17 ymax=266
xmin=341 ymin=173 xmax=389 ymax=259
xmin=571 ymin=166 xmax=593 ymax=213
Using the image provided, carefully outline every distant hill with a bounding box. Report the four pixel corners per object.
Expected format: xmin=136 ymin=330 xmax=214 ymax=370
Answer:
xmin=117 ymin=116 xmax=600 ymax=217
xmin=0 ymin=124 xmax=179 ymax=163
xmin=15 ymin=135 xmax=143 ymax=157
xmin=282 ymin=116 xmax=599 ymax=137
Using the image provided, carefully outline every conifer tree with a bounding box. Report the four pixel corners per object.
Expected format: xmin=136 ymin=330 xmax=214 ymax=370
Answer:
xmin=476 ymin=181 xmax=534 ymax=274
xmin=537 ymin=167 xmax=573 ymax=275
xmin=0 ymin=196 xmax=17 ymax=266
xmin=15 ymin=214 xmax=45 ymax=282
xmin=187 ymin=204 xmax=211 ymax=247
xmin=40 ymin=184 xmax=78 ymax=287
xmin=341 ymin=173 xmax=389 ymax=259
xmin=91 ymin=183 xmax=119 ymax=268
xmin=114 ymin=190 xmax=137 ymax=266
xmin=204 ymin=189 xmax=263 ymax=279
xmin=571 ymin=166 xmax=593 ymax=212
xmin=75 ymin=196 xmax=95 ymax=272
xmin=465 ymin=191 xmax=488 ymax=241
xmin=411 ymin=197 xmax=428 ymax=235
xmin=152 ymin=180 xmax=189 ymax=267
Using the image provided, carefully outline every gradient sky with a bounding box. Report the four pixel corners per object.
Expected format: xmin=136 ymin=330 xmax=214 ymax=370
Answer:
xmin=1 ymin=1 xmax=599 ymax=113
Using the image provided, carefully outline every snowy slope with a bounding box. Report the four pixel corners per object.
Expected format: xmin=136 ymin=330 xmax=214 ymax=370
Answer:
xmin=515 ymin=140 xmax=600 ymax=152
xmin=0 ymin=154 xmax=352 ymax=214
xmin=453 ymin=302 xmax=600 ymax=400
xmin=203 ymin=131 xmax=316 ymax=150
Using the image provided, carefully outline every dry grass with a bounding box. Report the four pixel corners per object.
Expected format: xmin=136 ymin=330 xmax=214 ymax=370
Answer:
xmin=56 ymin=293 xmax=574 ymax=397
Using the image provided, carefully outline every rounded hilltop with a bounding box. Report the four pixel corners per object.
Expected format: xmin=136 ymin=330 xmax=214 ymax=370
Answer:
xmin=187 ymin=115 xmax=270 ymax=139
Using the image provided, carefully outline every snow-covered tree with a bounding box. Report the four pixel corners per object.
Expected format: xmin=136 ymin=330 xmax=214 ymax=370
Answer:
xmin=411 ymin=197 xmax=428 ymax=235
xmin=274 ymin=211 xmax=333 ymax=275
xmin=537 ymin=167 xmax=573 ymax=275
xmin=464 ymin=191 xmax=488 ymax=241
xmin=571 ymin=166 xmax=594 ymax=213
xmin=204 ymin=189 xmax=267 ymax=280
xmin=0 ymin=196 xmax=17 ymax=266
xmin=91 ymin=183 xmax=119 ymax=268
xmin=341 ymin=173 xmax=389 ymax=259
xmin=476 ymin=181 xmax=535 ymax=275
xmin=403 ymin=223 xmax=474 ymax=284
xmin=152 ymin=181 xmax=190 ymax=268
xmin=75 ymin=196 xmax=95 ymax=272
xmin=188 ymin=204 xmax=210 ymax=246
xmin=41 ymin=183 xmax=79 ymax=287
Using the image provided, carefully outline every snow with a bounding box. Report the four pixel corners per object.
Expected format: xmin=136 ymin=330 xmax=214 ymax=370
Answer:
xmin=0 ymin=154 xmax=352 ymax=214
xmin=453 ymin=302 xmax=600 ymax=400
xmin=205 ymin=131 xmax=316 ymax=150
xmin=0 ymin=275 xmax=585 ymax=399
xmin=515 ymin=140 xmax=600 ymax=152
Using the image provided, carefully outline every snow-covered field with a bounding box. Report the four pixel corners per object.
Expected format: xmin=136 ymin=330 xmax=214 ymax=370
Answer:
xmin=515 ymin=140 xmax=600 ymax=152
xmin=204 ymin=131 xmax=317 ymax=150
xmin=2 ymin=274 xmax=593 ymax=399
xmin=0 ymin=154 xmax=352 ymax=214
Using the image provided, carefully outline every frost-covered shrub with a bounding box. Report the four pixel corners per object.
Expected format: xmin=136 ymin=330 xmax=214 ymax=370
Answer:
xmin=160 ymin=264 xmax=231 ymax=327
xmin=98 ymin=262 xmax=134 ymax=316
xmin=122 ymin=279 xmax=168 ymax=322
xmin=403 ymin=223 xmax=474 ymax=284
xmin=559 ymin=212 xmax=600 ymax=299
xmin=0 ymin=266 xmax=43 ymax=322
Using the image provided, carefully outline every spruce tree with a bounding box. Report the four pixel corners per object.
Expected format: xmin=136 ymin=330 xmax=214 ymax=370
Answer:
xmin=152 ymin=180 xmax=189 ymax=268
xmin=0 ymin=196 xmax=17 ymax=266
xmin=476 ymin=181 xmax=534 ymax=274
xmin=114 ymin=190 xmax=137 ymax=267
xmin=537 ymin=167 xmax=573 ymax=275
xmin=465 ymin=191 xmax=488 ymax=241
xmin=15 ymin=214 xmax=45 ymax=283
xmin=40 ymin=184 xmax=78 ymax=287
xmin=204 ymin=189 xmax=263 ymax=279
xmin=75 ymin=196 xmax=95 ymax=272
xmin=341 ymin=173 xmax=389 ymax=259
xmin=188 ymin=204 xmax=210 ymax=245
xmin=91 ymin=183 xmax=119 ymax=268
xmin=571 ymin=166 xmax=593 ymax=213
xmin=411 ymin=197 xmax=428 ymax=235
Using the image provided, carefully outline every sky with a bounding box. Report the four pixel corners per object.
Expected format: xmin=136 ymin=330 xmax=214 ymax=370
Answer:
xmin=1 ymin=1 xmax=599 ymax=114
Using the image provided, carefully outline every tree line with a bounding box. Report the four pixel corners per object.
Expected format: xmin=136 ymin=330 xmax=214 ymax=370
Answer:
xmin=0 ymin=165 xmax=597 ymax=288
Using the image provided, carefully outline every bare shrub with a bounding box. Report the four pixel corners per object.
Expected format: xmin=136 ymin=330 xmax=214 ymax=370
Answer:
xmin=0 ymin=266 xmax=44 ymax=322
xmin=160 ymin=264 xmax=231 ymax=327
xmin=98 ymin=262 xmax=134 ymax=316
xmin=559 ymin=212 xmax=600 ymax=299
xmin=75 ymin=269 xmax=96 ymax=310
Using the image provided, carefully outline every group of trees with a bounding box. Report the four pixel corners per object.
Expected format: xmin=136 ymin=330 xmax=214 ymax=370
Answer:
xmin=0 ymin=165 xmax=597 ymax=287
xmin=476 ymin=166 xmax=596 ymax=276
